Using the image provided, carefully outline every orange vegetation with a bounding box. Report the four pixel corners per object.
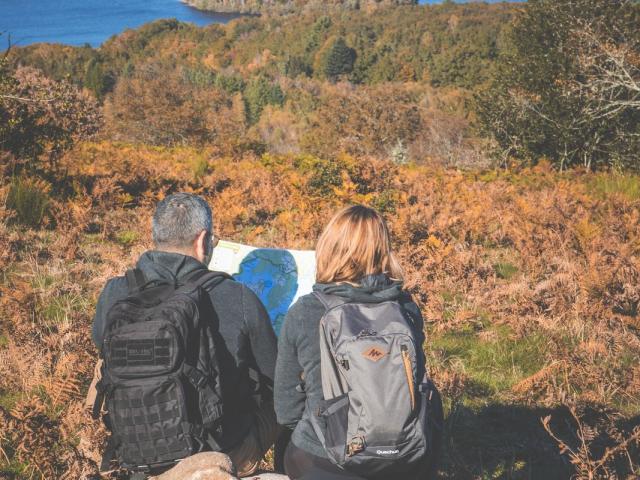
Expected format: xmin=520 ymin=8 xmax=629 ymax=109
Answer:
xmin=0 ymin=145 xmax=639 ymax=478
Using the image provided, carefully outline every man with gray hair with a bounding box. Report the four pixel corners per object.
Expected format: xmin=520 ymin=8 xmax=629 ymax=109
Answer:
xmin=92 ymin=193 xmax=279 ymax=478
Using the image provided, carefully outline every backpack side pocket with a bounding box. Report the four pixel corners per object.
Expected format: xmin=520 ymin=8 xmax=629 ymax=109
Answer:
xmin=322 ymin=393 xmax=350 ymax=465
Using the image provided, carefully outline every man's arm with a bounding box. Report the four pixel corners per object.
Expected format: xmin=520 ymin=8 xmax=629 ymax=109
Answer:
xmin=92 ymin=276 xmax=128 ymax=349
xmin=242 ymin=285 xmax=278 ymax=387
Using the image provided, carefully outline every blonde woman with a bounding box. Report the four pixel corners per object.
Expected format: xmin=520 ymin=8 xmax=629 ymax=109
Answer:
xmin=274 ymin=205 xmax=441 ymax=480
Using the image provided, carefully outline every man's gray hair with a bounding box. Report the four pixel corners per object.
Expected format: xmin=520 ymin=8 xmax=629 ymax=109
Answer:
xmin=152 ymin=193 xmax=212 ymax=248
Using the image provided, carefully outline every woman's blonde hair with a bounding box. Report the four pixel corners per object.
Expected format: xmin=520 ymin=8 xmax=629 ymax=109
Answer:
xmin=315 ymin=205 xmax=403 ymax=284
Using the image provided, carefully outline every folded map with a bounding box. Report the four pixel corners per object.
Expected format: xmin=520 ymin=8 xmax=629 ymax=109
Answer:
xmin=209 ymin=240 xmax=316 ymax=335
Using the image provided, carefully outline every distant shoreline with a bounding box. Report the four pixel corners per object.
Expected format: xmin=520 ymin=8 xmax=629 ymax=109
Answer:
xmin=181 ymin=0 xmax=261 ymax=15
xmin=180 ymin=0 xmax=427 ymax=15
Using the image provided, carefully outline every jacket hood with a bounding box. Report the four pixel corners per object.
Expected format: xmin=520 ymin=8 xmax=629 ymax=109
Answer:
xmin=135 ymin=250 xmax=207 ymax=285
xmin=313 ymin=274 xmax=404 ymax=303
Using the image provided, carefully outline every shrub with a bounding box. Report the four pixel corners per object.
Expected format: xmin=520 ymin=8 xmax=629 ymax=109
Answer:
xmin=476 ymin=0 xmax=640 ymax=170
xmin=243 ymin=76 xmax=285 ymax=125
xmin=5 ymin=178 xmax=50 ymax=228
xmin=83 ymin=57 xmax=115 ymax=100
xmin=1 ymin=65 xmax=100 ymax=169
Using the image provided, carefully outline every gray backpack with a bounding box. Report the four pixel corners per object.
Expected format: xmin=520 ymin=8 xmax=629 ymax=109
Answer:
xmin=309 ymin=292 xmax=442 ymax=477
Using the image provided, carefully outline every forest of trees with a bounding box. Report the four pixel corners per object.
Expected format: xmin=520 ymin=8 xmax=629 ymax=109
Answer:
xmin=185 ymin=0 xmax=418 ymax=15
xmin=5 ymin=1 xmax=637 ymax=172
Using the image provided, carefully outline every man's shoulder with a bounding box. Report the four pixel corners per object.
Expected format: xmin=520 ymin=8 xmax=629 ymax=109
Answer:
xmin=205 ymin=274 xmax=243 ymax=297
xmin=205 ymin=275 xmax=255 ymax=311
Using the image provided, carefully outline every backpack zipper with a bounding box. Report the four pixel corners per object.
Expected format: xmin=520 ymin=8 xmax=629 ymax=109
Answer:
xmin=400 ymin=345 xmax=415 ymax=411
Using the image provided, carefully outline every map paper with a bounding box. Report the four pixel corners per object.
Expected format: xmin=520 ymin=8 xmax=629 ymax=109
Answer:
xmin=209 ymin=240 xmax=316 ymax=335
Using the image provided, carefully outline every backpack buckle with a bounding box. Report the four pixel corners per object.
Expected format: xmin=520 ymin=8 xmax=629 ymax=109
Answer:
xmin=184 ymin=365 xmax=208 ymax=388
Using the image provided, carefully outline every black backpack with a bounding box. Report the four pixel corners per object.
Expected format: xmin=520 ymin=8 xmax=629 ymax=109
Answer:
xmin=93 ymin=268 xmax=231 ymax=474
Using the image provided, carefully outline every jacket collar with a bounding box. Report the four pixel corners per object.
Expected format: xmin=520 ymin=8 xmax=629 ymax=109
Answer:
xmin=313 ymin=274 xmax=404 ymax=303
xmin=135 ymin=250 xmax=207 ymax=285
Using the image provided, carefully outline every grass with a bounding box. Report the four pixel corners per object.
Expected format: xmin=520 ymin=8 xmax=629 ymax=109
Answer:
xmin=589 ymin=173 xmax=640 ymax=201
xmin=5 ymin=178 xmax=50 ymax=228
xmin=443 ymin=402 xmax=571 ymax=479
xmin=493 ymin=262 xmax=519 ymax=280
xmin=430 ymin=324 xmax=549 ymax=395
xmin=0 ymin=390 xmax=22 ymax=411
xmin=28 ymin=263 xmax=90 ymax=329
xmin=0 ymin=458 xmax=32 ymax=478
xmin=37 ymin=292 xmax=88 ymax=328
xmin=191 ymin=156 xmax=210 ymax=181
xmin=115 ymin=230 xmax=139 ymax=247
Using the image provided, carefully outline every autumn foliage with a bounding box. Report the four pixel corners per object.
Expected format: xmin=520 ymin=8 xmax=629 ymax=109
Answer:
xmin=1 ymin=145 xmax=639 ymax=478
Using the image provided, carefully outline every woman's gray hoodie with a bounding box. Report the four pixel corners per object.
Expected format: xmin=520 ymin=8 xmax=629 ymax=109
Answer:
xmin=274 ymin=275 xmax=426 ymax=458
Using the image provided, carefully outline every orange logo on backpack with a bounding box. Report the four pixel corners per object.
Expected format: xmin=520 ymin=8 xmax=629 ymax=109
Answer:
xmin=362 ymin=346 xmax=386 ymax=362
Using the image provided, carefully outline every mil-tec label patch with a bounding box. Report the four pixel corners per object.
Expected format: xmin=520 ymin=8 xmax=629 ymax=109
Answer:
xmin=361 ymin=346 xmax=387 ymax=362
xmin=111 ymin=339 xmax=171 ymax=366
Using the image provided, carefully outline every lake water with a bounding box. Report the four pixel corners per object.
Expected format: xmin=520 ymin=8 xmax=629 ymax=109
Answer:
xmin=0 ymin=0 xmax=514 ymax=48
xmin=0 ymin=0 xmax=240 ymax=48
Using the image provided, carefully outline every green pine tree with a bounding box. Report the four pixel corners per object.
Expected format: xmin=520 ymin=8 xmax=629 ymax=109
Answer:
xmin=323 ymin=37 xmax=357 ymax=80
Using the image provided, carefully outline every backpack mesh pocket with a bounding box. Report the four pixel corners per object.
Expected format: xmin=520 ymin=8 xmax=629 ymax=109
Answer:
xmin=322 ymin=393 xmax=350 ymax=464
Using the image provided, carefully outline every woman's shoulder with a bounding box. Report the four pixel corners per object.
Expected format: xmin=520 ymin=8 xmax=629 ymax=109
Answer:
xmin=280 ymin=292 xmax=326 ymax=342
xmin=288 ymin=291 xmax=326 ymax=317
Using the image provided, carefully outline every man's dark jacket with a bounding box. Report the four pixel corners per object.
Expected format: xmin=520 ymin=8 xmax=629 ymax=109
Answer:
xmin=92 ymin=250 xmax=278 ymax=451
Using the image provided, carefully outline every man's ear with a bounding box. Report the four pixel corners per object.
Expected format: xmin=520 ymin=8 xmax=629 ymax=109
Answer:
xmin=194 ymin=229 xmax=208 ymax=263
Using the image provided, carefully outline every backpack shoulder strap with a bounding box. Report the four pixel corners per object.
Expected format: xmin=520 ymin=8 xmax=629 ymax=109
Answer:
xmin=313 ymin=291 xmax=349 ymax=311
xmin=125 ymin=268 xmax=146 ymax=294
xmin=184 ymin=269 xmax=233 ymax=291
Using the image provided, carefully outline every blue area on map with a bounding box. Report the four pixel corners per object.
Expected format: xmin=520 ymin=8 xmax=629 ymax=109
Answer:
xmin=233 ymin=249 xmax=299 ymax=336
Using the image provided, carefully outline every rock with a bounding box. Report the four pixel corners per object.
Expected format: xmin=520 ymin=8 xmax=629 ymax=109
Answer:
xmin=241 ymin=476 xmax=289 ymax=480
xmin=150 ymin=452 xmax=236 ymax=480
xmin=149 ymin=452 xmax=290 ymax=480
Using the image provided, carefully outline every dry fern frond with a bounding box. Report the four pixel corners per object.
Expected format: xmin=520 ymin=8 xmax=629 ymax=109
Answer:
xmin=512 ymin=361 xmax=566 ymax=396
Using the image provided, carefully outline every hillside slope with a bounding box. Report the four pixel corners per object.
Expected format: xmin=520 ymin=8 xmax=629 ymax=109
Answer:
xmin=1 ymin=145 xmax=639 ymax=478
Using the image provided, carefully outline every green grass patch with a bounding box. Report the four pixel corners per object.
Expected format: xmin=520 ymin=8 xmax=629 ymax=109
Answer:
xmin=37 ymin=292 xmax=89 ymax=328
xmin=6 ymin=177 xmax=50 ymax=228
xmin=0 ymin=390 xmax=22 ymax=411
xmin=115 ymin=230 xmax=139 ymax=247
xmin=431 ymin=325 xmax=549 ymax=395
xmin=0 ymin=457 xmax=32 ymax=478
xmin=494 ymin=261 xmax=519 ymax=280
xmin=30 ymin=271 xmax=57 ymax=291
xmin=588 ymin=173 xmax=640 ymax=201
xmin=191 ymin=156 xmax=210 ymax=181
